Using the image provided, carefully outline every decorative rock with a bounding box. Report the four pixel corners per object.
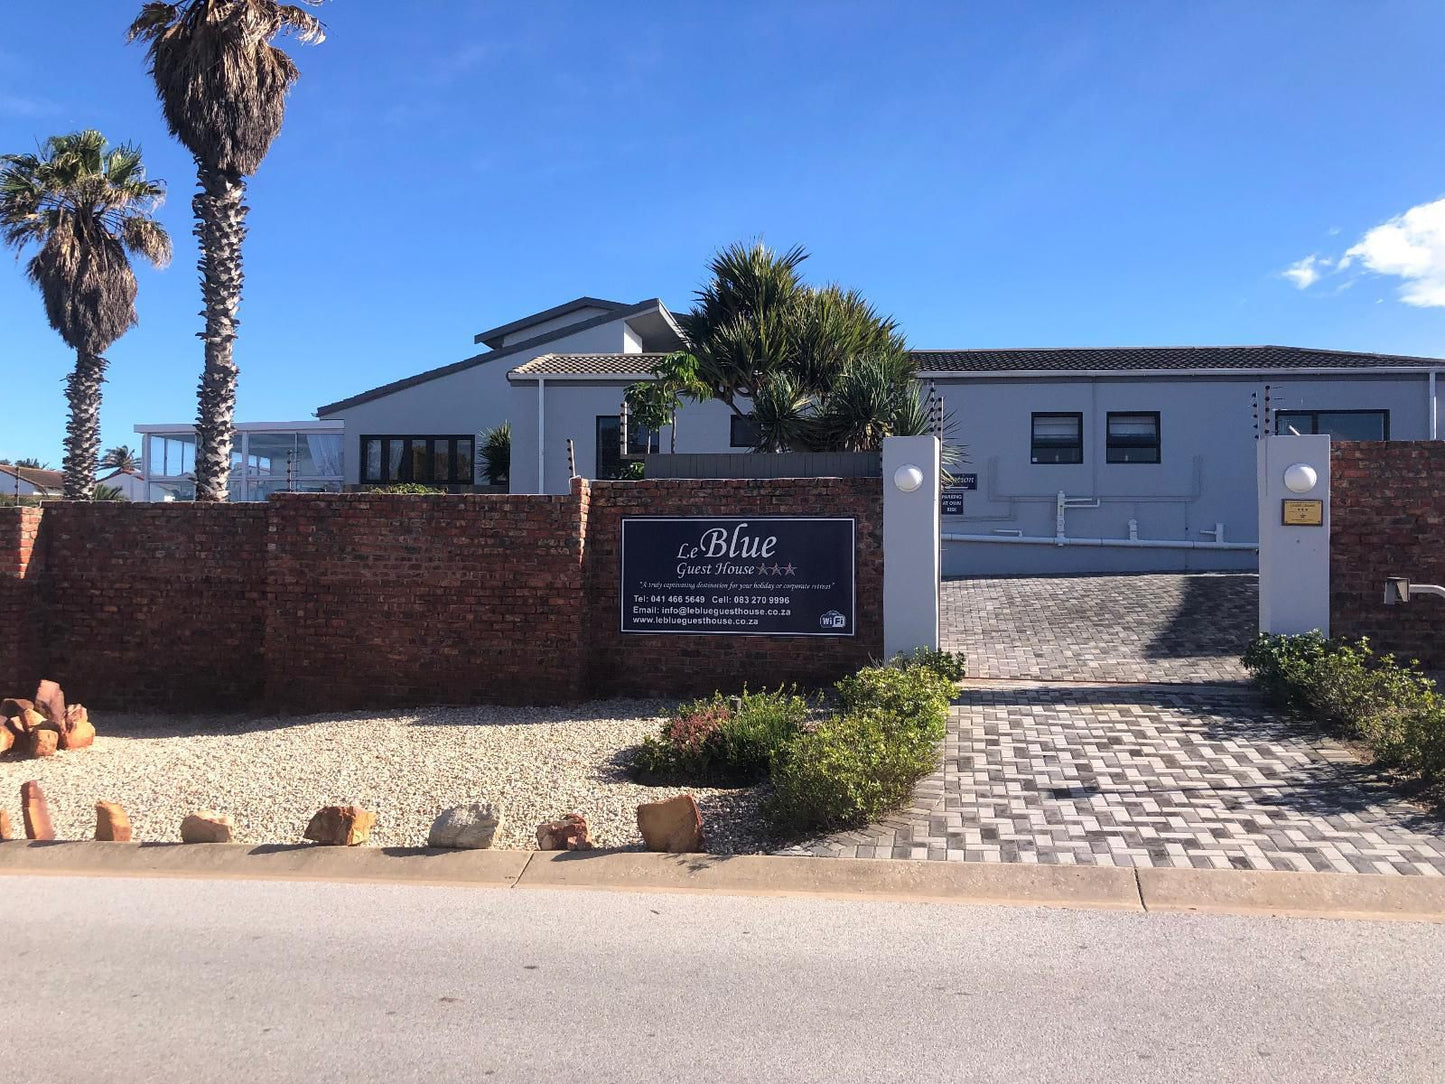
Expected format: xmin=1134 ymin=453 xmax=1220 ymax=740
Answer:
xmin=95 ymin=801 xmax=132 ymax=842
xmin=180 ymin=810 xmax=234 ymax=844
xmin=535 ymin=812 xmax=594 ymax=851
xmin=60 ymin=705 xmax=95 ymax=750
xmin=21 ymin=781 xmax=54 ymax=840
xmin=18 ymin=708 xmax=50 ymax=734
xmin=28 ymin=730 xmax=58 ymax=758
xmin=33 ymin=679 xmax=65 ymax=728
xmin=428 ymin=803 xmax=502 ymax=849
xmin=0 ymin=726 xmax=12 ymax=755
xmin=0 ymin=697 xmax=33 ymax=720
xmin=636 ymin=794 xmax=705 ymax=853
xmin=303 ymin=805 xmax=377 ymax=846
xmin=0 ymin=808 xmax=16 ymax=841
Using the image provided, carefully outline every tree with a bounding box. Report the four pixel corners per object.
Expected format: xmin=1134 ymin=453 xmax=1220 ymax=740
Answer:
xmin=101 ymin=444 xmax=140 ymax=471
xmin=0 ymin=131 xmax=171 ymax=500
xmin=128 ymin=0 xmax=326 ymax=501
xmin=654 ymin=241 xmax=929 ymax=453
xmin=623 ymin=352 xmax=712 ymax=453
xmin=480 ymin=421 xmax=511 ymax=488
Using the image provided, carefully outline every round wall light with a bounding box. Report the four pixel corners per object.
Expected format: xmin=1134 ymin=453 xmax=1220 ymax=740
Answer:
xmin=893 ymin=464 xmax=924 ymax=493
xmin=1283 ymin=463 xmax=1318 ymax=494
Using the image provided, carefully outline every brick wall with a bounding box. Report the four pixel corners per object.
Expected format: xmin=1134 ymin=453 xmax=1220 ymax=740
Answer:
xmin=39 ymin=503 xmax=269 ymax=711
xmin=584 ymin=478 xmax=884 ymax=698
xmin=0 ymin=507 xmax=45 ymax=692
xmin=0 ymin=477 xmax=881 ymax=712
xmin=264 ymin=491 xmax=588 ymax=711
xmin=1331 ymin=442 xmax=1445 ymax=667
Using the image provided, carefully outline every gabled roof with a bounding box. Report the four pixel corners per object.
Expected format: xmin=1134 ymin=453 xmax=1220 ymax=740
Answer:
xmin=0 ymin=464 xmax=63 ymax=492
xmin=509 ymin=353 xmax=670 ymax=379
xmin=913 ymin=345 xmax=1445 ymax=374
xmin=473 ymin=296 xmax=630 ymax=348
xmin=317 ymin=298 xmax=679 ymax=416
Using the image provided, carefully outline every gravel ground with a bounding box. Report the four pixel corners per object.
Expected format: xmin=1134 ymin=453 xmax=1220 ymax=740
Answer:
xmin=0 ymin=700 xmax=775 ymax=852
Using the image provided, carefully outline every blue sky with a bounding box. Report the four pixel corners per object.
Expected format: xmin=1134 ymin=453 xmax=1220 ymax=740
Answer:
xmin=2 ymin=1 xmax=1444 ymax=465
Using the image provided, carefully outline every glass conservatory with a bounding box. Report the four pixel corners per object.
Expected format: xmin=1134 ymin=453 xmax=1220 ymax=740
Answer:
xmin=135 ymin=421 xmax=344 ymax=502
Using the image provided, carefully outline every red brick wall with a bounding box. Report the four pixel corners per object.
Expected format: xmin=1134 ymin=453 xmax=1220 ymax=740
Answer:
xmin=0 ymin=507 xmax=45 ymax=693
xmin=0 ymin=477 xmax=883 ymax=712
xmin=263 ymin=490 xmax=588 ymax=711
xmin=39 ymin=503 xmax=269 ymax=711
xmin=584 ymin=478 xmax=884 ymax=698
xmin=1331 ymin=442 xmax=1445 ymax=667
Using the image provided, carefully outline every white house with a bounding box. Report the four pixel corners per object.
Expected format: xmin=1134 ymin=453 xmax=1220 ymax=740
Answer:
xmin=0 ymin=464 xmax=63 ymax=498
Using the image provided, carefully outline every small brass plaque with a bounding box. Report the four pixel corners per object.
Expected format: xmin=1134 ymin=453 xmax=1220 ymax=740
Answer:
xmin=1281 ymin=499 xmax=1324 ymax=527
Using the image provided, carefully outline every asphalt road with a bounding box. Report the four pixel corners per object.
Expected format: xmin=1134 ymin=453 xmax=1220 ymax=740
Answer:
xmin=6 ymin=873 xmax=1444 ymax=1083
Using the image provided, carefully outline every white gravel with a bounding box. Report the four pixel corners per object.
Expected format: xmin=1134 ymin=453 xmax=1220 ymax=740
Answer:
xmin=0 ymin=700 xmax=774 ymax=852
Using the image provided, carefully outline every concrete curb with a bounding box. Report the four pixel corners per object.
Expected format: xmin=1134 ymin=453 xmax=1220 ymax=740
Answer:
xmin=2 ymin=841 xmax=1442 ymax=921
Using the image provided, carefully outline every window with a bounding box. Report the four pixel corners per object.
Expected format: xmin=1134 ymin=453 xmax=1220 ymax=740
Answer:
xmin=595 ymin=416 xmax=652 ymax=480
xmin=1031 ymin=412 xmax=1083 ymax=464
xmin=359 ymin=436 xmax=475 ymax=485
xmin=1106 ymin=412 xmax=1161 ymax=463
xmin=1275 ymin=410 xmax=1389 ymax=441
xmin=730 ymin=413 xmax=762 ymax=449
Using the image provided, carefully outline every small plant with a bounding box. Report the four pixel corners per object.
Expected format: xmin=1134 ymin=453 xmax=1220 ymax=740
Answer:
xmin=480 ymin=421 xmax=510 ymax=487
xmin=835 ymin=664 xmax=954 ymax=737
xmin=892 ymin=646 xmax=967 ymax=683
xmin=366 ymin=482 xmax=445 ymax=494
xmin=632 ymin=688 xmax=809 ymax=783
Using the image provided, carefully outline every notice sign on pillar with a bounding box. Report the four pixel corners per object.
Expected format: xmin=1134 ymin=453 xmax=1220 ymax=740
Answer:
xmin=620 ymin=517 xmax=856 ymax=635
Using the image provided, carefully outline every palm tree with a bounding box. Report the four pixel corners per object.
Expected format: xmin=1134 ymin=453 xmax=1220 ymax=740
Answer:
xmin=128 ymin=0 xmax=325 ymax=501
xmin=101 ymin=444 xmax=141 ymax=471
xmin=0 ymin=131 xmax=171 ymax=500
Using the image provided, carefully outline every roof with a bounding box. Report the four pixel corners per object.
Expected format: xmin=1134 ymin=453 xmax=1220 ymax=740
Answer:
xmin=0 ymin=464 xmax=63 ymax=492
xmin=317 ymin=298 xmax=679 ymax=416
xmin=473 ymin=296 xmax=630 ymax=348
xmin=509 ymin=353 xmax=670 ymax=379
xmin=98 ymin=468 xmax=144 ymax=482
xmin=912 ymin=345 xmax=1445 ymax=374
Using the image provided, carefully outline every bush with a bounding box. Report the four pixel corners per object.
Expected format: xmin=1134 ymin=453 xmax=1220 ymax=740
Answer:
xmin=632 ymin=688 xmax=809 ymax=784
xmin=835 ymin=664 xmax=954 ymax=738
xmin=768 ymin=708 xmax=939 ymax=831
xmin=891 ymin=646 xmax=968 ymax=683
xmin=366 ymin=482 xmax=445 ymax=494
xmin=1242 ymin=632 xmax=1445 ymax=785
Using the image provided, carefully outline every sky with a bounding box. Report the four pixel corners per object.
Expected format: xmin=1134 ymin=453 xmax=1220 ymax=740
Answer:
xmin=2 ymin=1 xmax=1444 ymax=466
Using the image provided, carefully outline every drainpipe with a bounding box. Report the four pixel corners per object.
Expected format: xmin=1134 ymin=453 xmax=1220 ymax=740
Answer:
xmin=1431 ymin=370 xmax=1438 ymax=440
xmin=536 ymin=376 xmax=546 ymax=495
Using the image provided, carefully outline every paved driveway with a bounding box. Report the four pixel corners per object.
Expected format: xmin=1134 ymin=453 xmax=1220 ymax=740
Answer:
xmin=942 ymin=573 xmax=1256 ymax=684
xmin=786 ymin=573 xmax=1445 ymax=874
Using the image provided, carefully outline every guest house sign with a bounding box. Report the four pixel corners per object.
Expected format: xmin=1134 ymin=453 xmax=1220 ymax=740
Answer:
xmin=620 ymin=517 xmax=856 ymax=635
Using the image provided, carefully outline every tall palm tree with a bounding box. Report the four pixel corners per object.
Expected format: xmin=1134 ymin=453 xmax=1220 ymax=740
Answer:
xmin=101 ymin=444 xmax=141 ymax=471
xmin=0 ymin=131 xmax=171 ymax=500
xmin=128 ymin=0 xmax=325 ymax=501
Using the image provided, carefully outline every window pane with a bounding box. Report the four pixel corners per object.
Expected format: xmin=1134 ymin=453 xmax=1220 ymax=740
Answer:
xmin=455 ymin=439 xmax=474 ymax=484
xmin=1317 ymin=412 xmax=1386 ymax=440
xmin=1275 ymin=413 xmax=1315 ymax=436
xmin=731 ymin=414 xmax=762 ymax=448
xmin=1031 ymin=414 xmax=1082 ymax=463
xmin=596 ymin=417 xmax=622 ymax=479
xmin=363 ymin=439 xmax=381 ymax=482
xmin=409 ymin=441 xmax=429 ymax=483
xmin=385 ymin=440 xmax=403 ymax=481
xmin=434 ymin=440 xmax=451 ymax=483
xmin=1033 ymin=416 xmax=1079 ymax=442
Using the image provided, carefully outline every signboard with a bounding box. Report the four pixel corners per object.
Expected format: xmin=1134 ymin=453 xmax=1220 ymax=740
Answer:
xmin=1281 ymin=499 xmax=1324 ymax=527
xmin=941 ymin=487 xmax=967 ymax=516
xmin=957 ymin=473 xmax=978 ymax=490
xmin=620 ymin=517 xmax=855 ymax=636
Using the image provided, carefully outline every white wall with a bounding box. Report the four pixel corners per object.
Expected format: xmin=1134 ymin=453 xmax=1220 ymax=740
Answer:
xmin=323 ymin=316 xmax=644 ymax=485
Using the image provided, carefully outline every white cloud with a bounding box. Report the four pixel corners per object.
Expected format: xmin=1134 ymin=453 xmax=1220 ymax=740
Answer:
xmin=1341 ymin=197 xmax=1445 ymax=308
xmin=1282 ymin=254 xmax=1328 ymax=289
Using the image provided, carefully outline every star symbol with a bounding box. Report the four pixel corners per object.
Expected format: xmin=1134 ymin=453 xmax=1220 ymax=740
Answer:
xmin=782 ymin=563 xmax=796 ymax=576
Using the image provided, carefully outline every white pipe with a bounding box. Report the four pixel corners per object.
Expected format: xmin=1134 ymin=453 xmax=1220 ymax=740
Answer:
xmin=536 ymin=375 xmax=546 ymax=495
xmin=1431 ymin=370 xmax=1438 ymax=440
xmin=943 ymin=532 xmax=1257 ymax=551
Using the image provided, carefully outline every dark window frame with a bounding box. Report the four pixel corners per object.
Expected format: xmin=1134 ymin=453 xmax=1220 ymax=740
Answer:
xmin=359 ymin=435 xmax=475 ymax=486
xmin=1274 ymin=409 xmax=1390 ymax=441
xmin=730 ymin=413 xmax=762 ymax=449
xmin=1106 ymin=411 xmax=1161 ymax=464
xmin=1030 ymin=411 xmax=1084 ymax=465
xmin=595 ymin=416 xmax=653 ymax=480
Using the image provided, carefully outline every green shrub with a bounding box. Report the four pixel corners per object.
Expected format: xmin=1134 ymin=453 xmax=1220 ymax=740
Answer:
xmin=632 ymin=688 xmax=809 ymax=784
xmin=768 ymin=708 xmax=940 ymax=831
xmin=835 ymin=664 xmax=954 ymax=738
xmin=366 ymin=482 xmax=445 ymax=494
xmin=891 ymin=646 xmax=968 ymax=682
xmin=1242 ymin=632 xmax=1445 ymax=786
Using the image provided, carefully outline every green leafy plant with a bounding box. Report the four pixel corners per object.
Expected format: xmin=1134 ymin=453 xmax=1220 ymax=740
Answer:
xmin=366 ymin=482 xmax=445 ymax=494
xmin=632 ymin=688 xmax=810 ymax=784
xmin=890 ymin=646 xmax=968 ymax=683
xmin=835 ymin=665 xmax=954 ymax=737
xmin=480 ymin=421 xmax=510 ymax=487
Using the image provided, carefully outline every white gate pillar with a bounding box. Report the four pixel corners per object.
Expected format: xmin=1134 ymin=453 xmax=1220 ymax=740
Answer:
xmin=882 ymin=435 xmax=941 ymax=658
xmin=1257 ymin=433 xmax=1331 ymax=635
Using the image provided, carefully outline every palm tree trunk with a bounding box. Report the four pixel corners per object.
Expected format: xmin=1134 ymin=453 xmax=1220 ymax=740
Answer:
xmin=191 ymin=162 xmax=248 ymax=502
xmin=62 ymin=349 xmax=106 ymax=501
